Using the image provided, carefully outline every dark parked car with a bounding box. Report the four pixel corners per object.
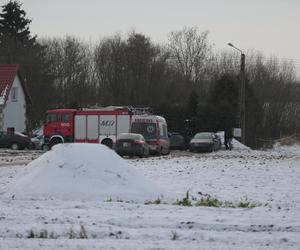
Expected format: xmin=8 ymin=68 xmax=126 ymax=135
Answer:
xmin=115 ymin=133 xmax=150 ymax=157
xmin=0 ymin=131 xmax=33 ymax=150
xmin=189 ymin=132 xmax=221 ymax=152
xmin=168 ymin=132 xmax=185 ymax=150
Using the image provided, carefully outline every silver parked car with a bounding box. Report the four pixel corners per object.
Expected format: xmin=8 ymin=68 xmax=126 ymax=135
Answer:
xmin=189 ymin=132 xmax=221 ymax=152
xmin=30 ymin=134 xmax=45 ymax=150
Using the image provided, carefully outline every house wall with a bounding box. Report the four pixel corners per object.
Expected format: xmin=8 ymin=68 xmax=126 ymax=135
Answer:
xmin=2 ymin=75 xmax=26 ymax=132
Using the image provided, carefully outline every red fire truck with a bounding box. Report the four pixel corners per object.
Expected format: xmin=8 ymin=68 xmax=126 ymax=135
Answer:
xmin=43 ymin=106 xmax=170 ymax=154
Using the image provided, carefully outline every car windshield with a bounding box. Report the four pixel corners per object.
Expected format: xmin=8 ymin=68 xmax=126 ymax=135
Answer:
xmin=131 ymin=122 xmax=156 ymax=139
xmin=194 ymin=133 xmax=213 ymax=139
xmin=117 ymin=133 xmax=141 ymax=140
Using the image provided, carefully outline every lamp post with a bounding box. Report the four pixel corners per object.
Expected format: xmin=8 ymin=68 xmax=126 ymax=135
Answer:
xmin=228 ymin=43 xmax=246 ymax=145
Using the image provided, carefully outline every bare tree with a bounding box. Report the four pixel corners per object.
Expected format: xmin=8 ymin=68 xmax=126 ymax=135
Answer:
xmin=94 ymin=32 xmax=171 ymax=106
xmin=168 ymin=27 xmax=212 ymax=83
xmin=94 ymin=34 xmax=127 ymax=105
xmin=42 ymin=36 xmax=94 ymax=108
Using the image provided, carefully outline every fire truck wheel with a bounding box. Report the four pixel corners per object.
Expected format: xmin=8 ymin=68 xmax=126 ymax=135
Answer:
xmin=101 ymin=139 xmax=113 ymax=149
xmin=50 ymin=138 xmax=63 ymax=149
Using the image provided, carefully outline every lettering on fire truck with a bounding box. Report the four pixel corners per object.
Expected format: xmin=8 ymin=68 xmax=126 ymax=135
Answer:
xmin=100 ymin=120 xmax=115 ymax=126
xmin=61 ymin=123 xmax=70 ymax=127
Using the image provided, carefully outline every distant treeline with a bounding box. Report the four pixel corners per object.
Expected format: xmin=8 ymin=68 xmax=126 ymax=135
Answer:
xmin=1 ymin=1 xmax=300 ymax=148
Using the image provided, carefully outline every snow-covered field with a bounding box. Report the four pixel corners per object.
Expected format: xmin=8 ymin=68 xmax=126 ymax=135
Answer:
xmin=0 ymin=142 xmax=300 ymax=250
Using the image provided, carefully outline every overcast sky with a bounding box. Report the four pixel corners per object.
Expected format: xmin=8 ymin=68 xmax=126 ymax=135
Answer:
xmin=2 ymin=0 xmax=300 ymax=75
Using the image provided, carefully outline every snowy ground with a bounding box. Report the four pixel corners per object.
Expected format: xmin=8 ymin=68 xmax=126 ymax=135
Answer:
xmin=0 ymin=143 xmax=300 ymax=250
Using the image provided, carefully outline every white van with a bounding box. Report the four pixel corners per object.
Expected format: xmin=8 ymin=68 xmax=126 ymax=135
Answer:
xmin=131 ymin=115 xmax=170 ymax=155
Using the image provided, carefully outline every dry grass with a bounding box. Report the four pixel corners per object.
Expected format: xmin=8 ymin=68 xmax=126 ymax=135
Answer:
xmin=278 ymin=136 xmax=300 ymax=146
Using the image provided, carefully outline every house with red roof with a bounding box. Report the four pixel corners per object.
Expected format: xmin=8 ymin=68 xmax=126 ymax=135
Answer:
xmin=0 ymin=64 xmax=31 ymax=133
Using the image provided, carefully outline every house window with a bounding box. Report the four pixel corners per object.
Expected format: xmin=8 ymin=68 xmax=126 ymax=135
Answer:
xmin=11 ymin=87 xmax=18 ymax=101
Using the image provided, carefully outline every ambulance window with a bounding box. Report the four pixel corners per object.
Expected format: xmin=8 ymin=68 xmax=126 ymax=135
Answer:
xmin=159 ymin=123 xmax=164 ymax=137
xmin=46 ymin=114 xmax=57 ymax=123
xmin=163 ymin=125 xmax=168 ymax=137
xmin=62 ymin=114 xmax=70 ymax=123
xmin=131 ymin=122 xmax=156 ymax=138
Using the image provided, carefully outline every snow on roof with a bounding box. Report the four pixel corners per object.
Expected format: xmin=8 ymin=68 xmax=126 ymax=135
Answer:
xmin=4 ymin=143 xmax=165 ymax=202
xmin=0 ymin=64 xmax=19 ymax=105
xmin=0 ymin=84 xmax=9 ymax=105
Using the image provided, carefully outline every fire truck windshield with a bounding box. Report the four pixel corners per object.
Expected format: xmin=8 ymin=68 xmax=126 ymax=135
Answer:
xmin=131 ymin=122 xmax=157 ymax=139
xmin=46 ymin=113 xmax=57 ymax=123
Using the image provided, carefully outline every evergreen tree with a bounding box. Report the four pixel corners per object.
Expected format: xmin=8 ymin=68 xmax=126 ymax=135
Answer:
xmin=209 ymin=74 xmax=239 ymax=130
xmin=0 ymin=1 xmax=53 ymax=130
xmin=0 ymin=1 xmax=37 ymax=61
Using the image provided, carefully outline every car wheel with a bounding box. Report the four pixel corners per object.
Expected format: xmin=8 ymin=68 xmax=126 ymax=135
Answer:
xmin=10 ymin=142 xmax=19 ymax=150
xmin=164 ymin=147 xmax=170 ymax=155
xmin=139 ymin=149 xmax=144 ymax=158
xmin=144 ymin=148 xmax=149 ymax=158
xmin=42 ymin=144 xmax=50 ymax=151
xmin=117 ymin=152 xmax=123 ymax=157
xmin=157 ymin=147 xmax=162 ymax=156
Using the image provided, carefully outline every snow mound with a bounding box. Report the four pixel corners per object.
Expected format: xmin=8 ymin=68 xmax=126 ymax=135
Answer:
xmin=4 ymin=143 xmax=165 ymax=202
xmin=217 ymin=131 xmax=250 ymax=150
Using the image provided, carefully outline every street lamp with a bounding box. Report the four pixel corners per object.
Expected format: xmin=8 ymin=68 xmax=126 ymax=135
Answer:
xmin=228 ymin=43 xmax=246 ymax=145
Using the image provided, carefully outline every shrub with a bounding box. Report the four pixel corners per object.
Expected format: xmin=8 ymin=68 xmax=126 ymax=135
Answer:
xmin=196 ymin=196 xmax=223 ymax=207
xmin=144 ymin=197 xmax=161 ymax=205
xmin=195 ymin=195 xmax=257 ymax=208
xmin=171 ymin=231 xmax=179 ymax=240
xmin=79 ymin=225 xmax=88 ymax=239
xmin=174 ymin=191 xmax=192 ymax=206
xmin=237 ymin=197 xmax=257 ymax=208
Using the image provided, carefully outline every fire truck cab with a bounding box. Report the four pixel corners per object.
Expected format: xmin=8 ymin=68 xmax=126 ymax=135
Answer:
xmin=44 ymin=109 xmax=76 ymax=148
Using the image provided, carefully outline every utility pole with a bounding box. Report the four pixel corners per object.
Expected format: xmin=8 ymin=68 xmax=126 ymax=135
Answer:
xmin=240 ymin=53 xmax=246 ymax=145
xmin=228 ymin=43 xmax=246 ymax=145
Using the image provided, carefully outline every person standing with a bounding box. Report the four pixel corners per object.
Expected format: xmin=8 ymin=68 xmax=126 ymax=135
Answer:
xmin=224 ymin=127 xmax=233 ymax=150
